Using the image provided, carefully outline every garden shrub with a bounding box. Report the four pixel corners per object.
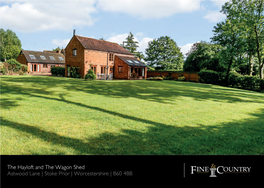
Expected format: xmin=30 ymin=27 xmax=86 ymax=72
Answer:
xmin=70 ymin=67 xmax=81 ymax=78
xmin=260 ymin=79 xmax=264 ymax=91
xmin=6 ymin=59 xmax=22 ymax=73
xmin=177 ymin=76 xmax=185 ymax=81
xmin=241 ymin=75 xmax=259 ymax=90
xmin=228 ymin=71 xmax=242 ymax=88
xmin=85 ymin=69 xmax=96 ymax=81
xmin=51 ymin=66 xmax=65 ymax=76
xmin=21 ymin=64 xmax=28 ymax=73
xmin=198 ymin=69 xmax=223 ymax=85
xmin=147 ymin=77 xmax=163 ymax=81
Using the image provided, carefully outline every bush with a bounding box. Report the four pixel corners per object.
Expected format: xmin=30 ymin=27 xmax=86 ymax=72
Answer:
xmin=51 ymin=66 xmax=65 ymax=76
xmin=147 ymin=77 xmax=163 ymax=81
xmin=1 ymin=59 xmax=22 ymax=75
xmin=6 ymin=59 xmax=22 ymax=72
xmin=70 ymin=67 xmax=81 ymax=78
xmin=177 ymin=76 xmax=185 ymax=81
xmin=228 ymin=71 xmax=242 ymax=88
xmin=260 ymin=79 xmax=264 ymax=91
xmin=85 ymin=69 xmax=96 ymax=81
xmin=198 ymin=69 xmax=223 ymax=85
xmin=241 ymin=75 xmax=259 ymax=90
xmin=21 ymin=64 xmax=28 ymax=73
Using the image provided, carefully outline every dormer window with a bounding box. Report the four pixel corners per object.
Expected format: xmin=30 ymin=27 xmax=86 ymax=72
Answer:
xmin=73 ymin=49 xmax=77 ymax=57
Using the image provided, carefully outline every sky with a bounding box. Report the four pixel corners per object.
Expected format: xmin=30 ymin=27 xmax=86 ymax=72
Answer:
xmin=0 ymin=0 xmax=229 ymax=57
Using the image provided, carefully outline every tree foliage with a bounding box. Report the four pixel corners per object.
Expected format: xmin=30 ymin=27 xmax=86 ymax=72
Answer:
xmin=85 ymin=69 xmax=96 ymax=81
xmin=184 ymin=41 xmax=224 ymax=72
xmin=0 ymin=29 xmax=22 ymax=62
xmin=144 ymin=36 xmax=184 ymax=70
xmin=121 ymin=32 xmax=144 ymax=60
xmin=122 ymin=32 xmax=139 ymax=54
xmin=211 ymin=0 xmax=264 ymax=79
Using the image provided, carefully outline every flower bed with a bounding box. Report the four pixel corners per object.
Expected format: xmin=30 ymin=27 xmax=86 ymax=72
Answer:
xmin=147 ymin=77 xmax=163 ymax=81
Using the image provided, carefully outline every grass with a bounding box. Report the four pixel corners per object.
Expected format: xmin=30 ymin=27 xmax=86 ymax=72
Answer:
xmin=1 ymin=75 xmax=264 ymax=155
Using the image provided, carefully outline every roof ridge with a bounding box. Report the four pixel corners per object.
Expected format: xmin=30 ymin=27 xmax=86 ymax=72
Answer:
xmin=22 ymin=50 xmax=65 ymax=56
xmin=75 ymin=35 xmax=121 ymax=46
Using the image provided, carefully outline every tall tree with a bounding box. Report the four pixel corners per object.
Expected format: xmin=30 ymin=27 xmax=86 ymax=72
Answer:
xmin=144 ymin=36 xmax=184 ymax=70
xmin=183 ymin=41 xmax=224 ymax=72
xmin=251 ymin=0 xmax=264 ymax=78
xmin=122 ymin=32 xmax=139 ymax=54
xmin=0 ymin=29 xmax=22 ymax=62
xmin=121 ymin=32 xmax=144 ymax=60
xmin=211 ymin=0 xmax=247 ymax=83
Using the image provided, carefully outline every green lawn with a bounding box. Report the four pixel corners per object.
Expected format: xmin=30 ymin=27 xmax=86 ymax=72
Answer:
xmin=1 ymin=75 xmax=264 ymax=155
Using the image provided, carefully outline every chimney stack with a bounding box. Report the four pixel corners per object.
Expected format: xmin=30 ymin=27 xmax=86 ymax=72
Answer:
xmin=73 ymin=29 xmax=75 ymax=36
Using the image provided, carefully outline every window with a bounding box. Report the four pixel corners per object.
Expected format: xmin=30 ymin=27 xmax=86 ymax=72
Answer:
xmin=110 ymin=67 xmax=113 ymax=72
xmin=142 ymin=68 xmax=145 ymax=77
xmin=29 ymin=54 xmax=36 ymax=59
xmin=133 ymin=60 xmax=139 ymax=64
xmin=73 ymin=49 xmax=77 ymax=57
xmin=127 ymin=60 xmax=133 ymax=64
xmin=91 ymin=66 xmax=96 ymax=74
xmin=59 ymin=57 xmax=64 ymax=60
xmin=109 ymin=53 xmax=114 ymax=61
xmin=118 ymin=66 xmax=123 ymax=73
xmin=43 ymin=64 xmax=48 ymax=68
xmin=49 ymin=56 xmax=55 ymax=60
xmin=40 ymin=55 xmax=46 ymax=60
xmin=101 ymin=67 xmax=106 ymax=74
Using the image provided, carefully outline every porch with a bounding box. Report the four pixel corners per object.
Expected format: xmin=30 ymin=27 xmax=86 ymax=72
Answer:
xmin=129 ymin=66 xmax=147 ymax=80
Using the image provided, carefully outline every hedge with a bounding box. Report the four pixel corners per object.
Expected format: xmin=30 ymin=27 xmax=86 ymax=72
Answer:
xmin=51 ymin=67 xmax=65 ymax=76
xmin=198 ymin=70 xmax=264 ymax=92
xmin=198 ymin=69 xmax=224 ymax=85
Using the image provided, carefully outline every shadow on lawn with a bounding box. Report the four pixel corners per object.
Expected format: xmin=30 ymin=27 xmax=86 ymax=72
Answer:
xmin=1 ymin=76 xmax=264 ymax=154
xmin=1 ymin=95 xmax=264 ymax=154
xmin=1 ymin=76 xmax=264 ymax=105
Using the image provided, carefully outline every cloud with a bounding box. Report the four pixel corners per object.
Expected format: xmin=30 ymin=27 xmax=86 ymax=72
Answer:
xmin=107 ymin=33 xmax=153 ymax=54
xmin=203 ymin=11 xmax=226 ymax=23
xmin=180 ymin=43 xmax=195 ymax=56
xmin=52 ymin=39 xmax=70 ymax=47
xmin=0 ymin=0 xmax=97 ymax=32
xmin=210 ymin=0 xmax=229 ymax=7
xmin=96 ymin=0 xmax=203 ymax=19
xmin=179 ymin=41 xmax=202 ymax=57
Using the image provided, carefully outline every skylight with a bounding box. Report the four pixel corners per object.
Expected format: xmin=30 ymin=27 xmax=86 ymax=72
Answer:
xmin=29 ymin=54 xmax=36 ymax=59
xmin=59 ymin=57 xmax=64 ymax=60
xmin=133 ymin=60 xmax=139 ymax=64
xmin=127 ymin=60 xmax=133 ymax=64
xmin=40 ymin=55 xmax=46 ymax=60
xmin=49 ymin=56 xmax=55 ymax=60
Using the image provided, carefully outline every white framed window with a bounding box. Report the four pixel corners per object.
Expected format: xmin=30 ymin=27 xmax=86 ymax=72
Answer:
xmin=49 ymin=56 xmax=55 ymax=60
xmin=29 ymin=54 xmax=36 ymax=59
xmin=40 ymin=55 xmax=46 ymax=60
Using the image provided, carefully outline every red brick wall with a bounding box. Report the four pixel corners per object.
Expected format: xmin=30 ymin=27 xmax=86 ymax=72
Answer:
xmin=65 ymin=36 xmax=85 ymax=77
xmin=16 ymin=54 xmax=27 ymax=65
xmin=84 ymin=50 xmax=115 ymax=76
xmin=114 ymin=56 xmax=129 ymax=79
xmin=147 ymin=71 xmax=200 ymax=82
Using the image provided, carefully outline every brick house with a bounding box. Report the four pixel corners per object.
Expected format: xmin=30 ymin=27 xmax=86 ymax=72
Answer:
xmin=65 ymin=34 xmax=147 ymax=79
xmin=16 ymin=50 xmax=65 ymax=73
